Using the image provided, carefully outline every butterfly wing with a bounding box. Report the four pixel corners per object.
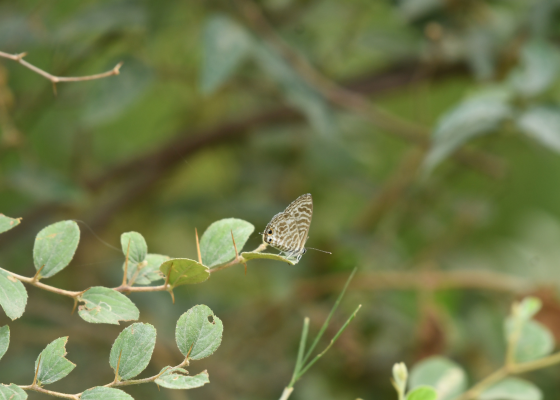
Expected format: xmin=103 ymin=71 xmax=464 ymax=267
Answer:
xmin=283 ymin=193 xmax=313 ymax=252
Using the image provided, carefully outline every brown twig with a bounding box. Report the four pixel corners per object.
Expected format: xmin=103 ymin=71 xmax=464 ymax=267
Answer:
xmin=0 ymin=51 xmax=121 ymax=85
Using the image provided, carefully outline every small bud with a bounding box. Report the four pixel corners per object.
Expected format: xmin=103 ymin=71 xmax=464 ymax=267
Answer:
xmin=392 ymin=362 xmax=408 ymax=392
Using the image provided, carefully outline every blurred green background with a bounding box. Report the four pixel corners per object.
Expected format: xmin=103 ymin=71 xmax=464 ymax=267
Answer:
xmin=2 ymin=0 xmax=560 ymax=398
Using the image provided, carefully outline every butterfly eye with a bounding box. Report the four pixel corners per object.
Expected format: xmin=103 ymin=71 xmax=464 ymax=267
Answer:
xmin=268 ymin=229 xmax=273 ymax=234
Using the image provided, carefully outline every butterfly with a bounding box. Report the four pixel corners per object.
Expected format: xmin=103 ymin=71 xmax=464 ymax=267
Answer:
xmin=262 ymin=194 xmax=329 ymax=263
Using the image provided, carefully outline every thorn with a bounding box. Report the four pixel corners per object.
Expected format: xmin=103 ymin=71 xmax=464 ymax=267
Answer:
xmin=114 ymin=62 xmax=123 ymax=75
xmin=122 ymin=239 xmax=131 ymax=287
xmin=169 ymin=289 xmax=175 ymax=304
xmin=114 ymin=350 xmax=122 ymax=383
xmin=71 ymin=298 xmax=78 ymax=315
xmin=32 ymin=264 xmax=45 ymax=283
xmin=15 ymin=52 xmax=27 ymax=60
xmin=230 ymin=230 xmax=247 ymax=274
xmin=33 ymin=354 xmax=41 ymax=386
xmin=195 ymin=228 xmax=202 ymax=264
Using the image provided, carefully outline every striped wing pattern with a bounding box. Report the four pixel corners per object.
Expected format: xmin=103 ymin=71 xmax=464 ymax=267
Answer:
xmin=263 ymin=194 xmax=313 ymax=262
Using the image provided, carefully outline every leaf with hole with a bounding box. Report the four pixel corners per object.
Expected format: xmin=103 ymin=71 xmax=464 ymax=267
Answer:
xmin=0 ymin=384 xmax=27 ymax=400
xmin=517 ymin=107 xmax=560 ymax=154
xmin=33 ymin=220 xmax=80 ymax=279
xmin=35 ymin=337 xmax=76 ymax=385
xmin=127 ymin=253 xmax=167 ymax=285
xmin=110 ymin=322 xmax=156 ymax=380
xmin=81 ymin=387 xmax=133 ymax=400
xmin=200 ymin=15 xmax=254 ymax=94
xmin=200 ymin=218 xmax=254 ymax=267
xmin=0 ymin=325 xmax=9 ymax=362
xmin=407 ymin=386 xmax=438 ymax=400
xmin=78 ymin=287 xmax=139 ymax=325
xmin=159 ymin=258 xmax=209 ymax=288
xmin=0 ymin=269 xmax=28 ymax=320
xmin=409 ymin=356 xmax=467 ymax=400
xmin=121 ymin=231 xmax=147 ymax=265
xmin=480 ymin=377 xmax=542 ymax=400
xmin=241 ymin=251 xmax=296 ymax=265
xmin=176 ymin=304 xmax=223 ymax=360
xmin=0 ymin=214 xmax=21 ymax=234
xmin=155 ymin=368 xmax=210 ymax=389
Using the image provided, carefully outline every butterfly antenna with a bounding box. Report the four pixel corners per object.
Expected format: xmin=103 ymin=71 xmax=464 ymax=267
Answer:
xmin=306 ymin=247 xmax=332 ymax=254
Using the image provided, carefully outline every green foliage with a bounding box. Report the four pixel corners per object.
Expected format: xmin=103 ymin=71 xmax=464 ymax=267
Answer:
xmin=517 ymin=107 xmax=560 ymax=153
xmin=406 ymin=386 xmax=438 ymax=400
xmin=175 ymin=304 xmax=223 ymax=360
xmin=479 ymin=378 xmax=542 ymax=400
xmin=120 ymin=232 xmax=147 ymax=266
xmin=81 ymin=387 xmax=133 ymax=400
xmin=35 ymin=337 xmax=76 ymax=385
xmin=109 ymin=323 xmax=156 ymax=380
xmin=0 ymin=270 xmax=27 ymax=320
xmin=33 ymin=220 xmax=80 ymax=279
xmin=506 ymin=320 xmax=554 ymax=363
xmin=159 ymin=258 xmax=210 ymax=287
xmin=0 ymin=214 xmax=20 ymax=234
xmin=409 ymin=357 xmax=467 ymax=400
xmin=78 ymin=287 xmax=139 ymax=325
xmin=200 ymin=218 xmax=254 ymax=267
xmin=127 ymin=253 xmax=168 ymax=286
xmin=155 ymin=368 xmax=210 ymax=390
xmin=0 ymin=326 xmax=9 ymax=362
xmin=241 ymin=251 xmax=296 ymax=265
xmin=0 ymin=384 xmax=27 ymax=400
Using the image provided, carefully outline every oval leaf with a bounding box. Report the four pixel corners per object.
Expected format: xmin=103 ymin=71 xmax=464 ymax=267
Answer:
xmin=127 ymin=253 xmax=167 ymax=286
xmin=407 ymin=386 xmax=438 ymax=400
xmin=35 ymin=337 xmax=76 ymax=385
xmin=176 ymin=304 xmax=223 ymax=360
xmin=424 ymin=94 xmax=511 ymax=172
xmin=121 ymin=231 xmax=147 ymax=265
xmin=0 ymin=384 xmax=27 ymax=400
xmin=517 ymin=107 xmax=560 ymax=153
xmin=505 ymin=319 xmax=554 ymax=363
xmin=110 ymin=322 xmax=156 ymax=380
xmin=409 ymin=356 xmax=467 ymax=400
xmin=155 ymin=368 xmax=210 ymax=389
xmin=241 ymin=251 xmax=296 ymax=265
xmin=0 ymin=269 xmax=28 ymax=320
xmin=480 ymin=377 xmax=542 ymax=400
xmin=159 ymin=258 xmax=209 ymax=288
xmin=200 ymin=218 xmax=254 ymax=267
xmin=0 ymin=214 xmax=21 ymax=234
xmin=0 ymin=325 xmax=9 ymax=362
xmin=200 ymin=15 xmax=253 ymax=94
xmin=78 ymin=287 xmax=139 ymax=325
xmin=81 ymin=387 xmax=133 ymax=400
xmin=33 ymin=220 xmax=80 ymax=278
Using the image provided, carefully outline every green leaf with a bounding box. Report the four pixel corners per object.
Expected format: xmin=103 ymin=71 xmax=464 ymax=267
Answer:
xmin=121 ymin=231 xmax=147 ymax=265
xmin=110 ymin=322 xmax=156 ymax=380
xmin=509 ymin=40 xmax=560 ymax=97
xmin=409 ymin=356 xmax=467 ymax=400
xmin=176 ymin=304 xmax=223 ymax=360
xmin=0 ymin=325 xmax=9 ymax=362
xmin=78 ymin=287 xmax=139 ymax=325
xmin=35 ymin=337 xmax=76 ymax=385
xmin=480 ymin=377 xmax=542 ymax=400
xmin=155 ymin=368 xmax=210 ymax=389
xmin=424 ymin=92 xmax=512 ymax=172
xmin=200 ymin=218 xmax=254 ymax=267
xmin=407 ymin=386 xmax=438 ymax=400
xmin=200 ymin=15 xmax=253 ymax=94
xmin=515 ymin=297 xmax=542 ymax=322
xmin=159 ymin=258 xmax=210 ymax=288
xmin=240 ymin=251 xmax=297 ymax=265
xmin=0 ymin=214 xmax=21 ymax=234
xmin=517 ymin=107 xmax=560 ymax=153
xmin=505 ymin=319 xmax=554 ymax=363
xmin=0 ymin=384 xmax=27 ymax=399
xmin=127 ymin=253 xmax=167 ymax=286
xmin=33 ymin=220 xmax=80 ymax=279
xmin=81 ymin=387 xmax=133 ymax=400
xmin=0 ymin=269 xmax=28 ymax=320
